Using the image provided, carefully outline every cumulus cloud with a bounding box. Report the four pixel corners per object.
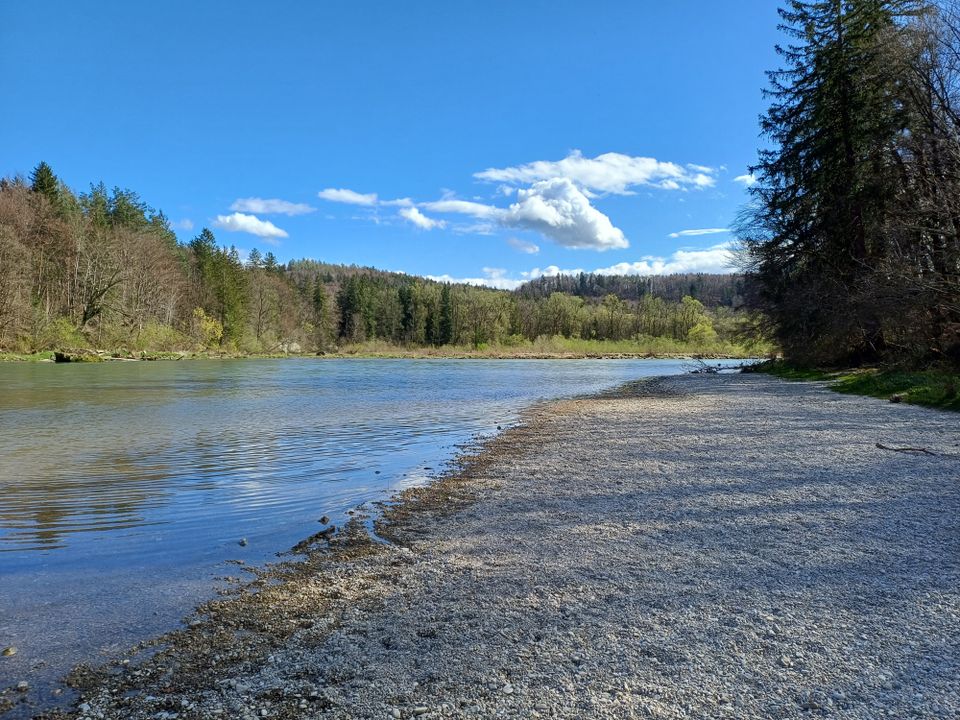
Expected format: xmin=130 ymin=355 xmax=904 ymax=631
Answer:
xmin=318 ymin=188 xmax=379 ymax=205
xmin=230 ymin=197 xmax=315 ymax=216
xmin=668 ymin=227 xmax=729 ymax=238
xmin=173 ymin=218 xmax=194 ymax=231
xmin=734 ymin=173 xmax=758 ymax=187
xmin=503 ymin=178 xmax=627 ymax=250
xmin=212 ymin=212 xmax=288 ymax=243
xmin=399 ymin=206 xmax=446 ymax=230
xmin=474 ymin=150 xmax=717 ymax=194
xmin=507 ymin=237 xmax=539 ymax=254
xmin=422 ymin=178 xmax=627 ymax=251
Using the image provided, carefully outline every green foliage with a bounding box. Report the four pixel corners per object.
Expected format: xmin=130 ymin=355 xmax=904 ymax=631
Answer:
xmin=832 ymin=371 xmax=960 ymax=411
xmin=134 ymin=321 xmax=190 ymax=352
xmin=191 ymin=307 xmax=223 ymax=349
xmin=190 ymin=230 xmax=247 ymax=344
xmin=37 ymin=316 xmax=87 ymax=350
xmin=751 ymin=361 xmax=960 ymax=411
xmin=438 ymin=284 xmax=453 ymax=345
xmin=0 ymin=350 xmax=55 ymax=362
xmin=687 ymin=320 xmax=718 ymax=347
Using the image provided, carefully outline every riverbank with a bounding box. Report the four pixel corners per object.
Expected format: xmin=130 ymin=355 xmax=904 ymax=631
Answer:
xmin=0 ymin=348 xmax=759 ymax=363
xmin=0 ymin=336 xmax=767 ymax=363
xmin=9 ymin=373 xmax=959 ymax=719
xmin=749 ymin=360 xmax=960 ymax=412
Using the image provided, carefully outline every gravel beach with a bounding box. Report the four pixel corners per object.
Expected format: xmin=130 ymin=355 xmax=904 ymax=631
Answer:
xmin=13 ymin=373 xmax=960 ymax=719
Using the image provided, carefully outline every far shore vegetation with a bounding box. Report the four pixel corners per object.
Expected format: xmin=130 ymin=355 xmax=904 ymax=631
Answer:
xmin=0 ymin=336 xmax=762 ymax=363
xmin=0 ymin=164 xmax=770 ymax=361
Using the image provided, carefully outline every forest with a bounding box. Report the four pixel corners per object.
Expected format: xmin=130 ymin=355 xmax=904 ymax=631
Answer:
xmin=0 ymin=167 xmax=761 ymax=357
xmin=740 ymin=0 xmax=960 ymax=369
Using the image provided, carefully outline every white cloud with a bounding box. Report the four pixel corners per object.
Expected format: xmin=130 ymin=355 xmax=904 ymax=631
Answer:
xmin=474 ymin=150 xmax=717 ymax=194
xmin=230 ymin=197 xmax=315 ymax=216
xmin=382 ymin=197 xmax=414 ymax=207
xmin=668 ymin=228 xmax=729 ymax=238
xmin=173 ymin=218 xmax=194 ymax=231
xmin=422 ymin=178 xmax=627 ymax=251
xmin=734 ymin=173 xmax=758 ymax=187
xmin=518 ymin=244 xmax=735 ymax=278
xmin=521 ymin=265 xmax=583 ymax=280
xmin=507 ymin=237 xmax=539 ymax=254
xmin=318 ymin=188 xmax=379 ymax=206
xmin=421 ymin=199 xmax=501 ymax=219
xmin=591 ymin=242 xmax=736 ymax=275
xmin=503 ymin=178 xmax=627 ymax=250
xmin=212 ymin=212 xmax=288 ymax=244
xmin=454 ymin=222 xmax=497 ymax=236
xmin=433 ymin=242 xmax=737 ymax=291
xmin=399 ymin=206 xmax=446 ymax=230
xmin=425 ymin=266 xmax=525 ymax=290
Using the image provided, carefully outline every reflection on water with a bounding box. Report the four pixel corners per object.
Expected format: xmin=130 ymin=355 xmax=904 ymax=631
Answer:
xmin=0 ymin=358 xmax=735 ymax=708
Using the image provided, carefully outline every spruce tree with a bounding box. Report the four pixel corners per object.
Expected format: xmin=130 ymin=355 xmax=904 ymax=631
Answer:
xmin=30 ymin=161 xmax=62 ymax=210
xmin=741 ymin=0 xmax=920 ymax=364
xmin=438 ymin=284 xmax=454 ymax=345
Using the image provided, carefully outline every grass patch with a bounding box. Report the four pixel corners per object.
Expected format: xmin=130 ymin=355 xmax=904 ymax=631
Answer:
xmin=750 ymin=360 xmax=960 ymax=411
xmin=0 ymin=351 xmax=55 ymax=362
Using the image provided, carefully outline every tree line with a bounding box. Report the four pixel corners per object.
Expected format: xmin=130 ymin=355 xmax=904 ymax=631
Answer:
xmin=0 ymin=164 xmax=758 ymax=354
xmin=740 ymin=0 xmax=960 ymax=368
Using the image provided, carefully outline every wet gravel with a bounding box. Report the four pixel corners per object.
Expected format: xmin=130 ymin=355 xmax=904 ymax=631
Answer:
xmin=14 ymin=373 xmax=960 ymax=719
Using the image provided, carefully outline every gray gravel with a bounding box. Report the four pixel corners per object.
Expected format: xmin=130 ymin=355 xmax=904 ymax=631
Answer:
xmin=36 ymin=374 xmax=960 ymax=719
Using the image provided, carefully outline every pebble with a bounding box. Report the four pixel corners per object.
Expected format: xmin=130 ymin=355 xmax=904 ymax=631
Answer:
xmin=16 ymin=681 xmax=29 ymax=691
xmin=503 ymin=683 xmax=514 ymax=695
xmin=238 ymin=538 xmax=248 ymax=547
xmin=2 ymin=646 xmax=16 ymax=657
xmin=320 ymin=515 xmax=330 ymax=524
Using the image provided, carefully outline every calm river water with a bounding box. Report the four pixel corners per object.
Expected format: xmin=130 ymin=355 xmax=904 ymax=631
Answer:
xmin=0 ymin=358 xmax=738 ymax=708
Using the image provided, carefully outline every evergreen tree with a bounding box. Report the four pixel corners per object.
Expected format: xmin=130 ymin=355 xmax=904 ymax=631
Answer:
xmin=29 ymin=161 xmax=61 ymax=207
xmin=312 ymin=276 xmax=330 ymax=348
xmin=438 ymin=283 xmax=454 ymax=345
xmin=263 ymin=252 xmax=279 ymax=274
xmin=739 ymin=0 xmax=920 ymax=364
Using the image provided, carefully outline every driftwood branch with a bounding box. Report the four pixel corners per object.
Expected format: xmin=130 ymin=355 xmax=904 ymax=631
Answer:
xmin=876 ymin=442 xmax=938 ymax=456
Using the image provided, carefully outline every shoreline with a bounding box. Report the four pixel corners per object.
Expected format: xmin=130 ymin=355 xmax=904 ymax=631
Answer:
xmin=0 ymin=350 xmax=757 ymax=364
xmin=8 ymin=373 xmax=958 ymax=719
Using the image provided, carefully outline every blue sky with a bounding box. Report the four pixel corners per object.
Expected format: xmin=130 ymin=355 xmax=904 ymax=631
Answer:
xmin=2 ymin=1 xmax=782 ymax=288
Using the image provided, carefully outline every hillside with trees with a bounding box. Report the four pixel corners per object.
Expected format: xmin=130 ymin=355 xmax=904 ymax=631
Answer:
xmin=740 ymin=0 xmax=960 ymax=369
xmin=0 ymin=165 xmax=763 ymax=358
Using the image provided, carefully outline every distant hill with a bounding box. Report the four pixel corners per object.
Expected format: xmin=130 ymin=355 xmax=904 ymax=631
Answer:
xmin=516 ymin=272 xmax=746 ymax=308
